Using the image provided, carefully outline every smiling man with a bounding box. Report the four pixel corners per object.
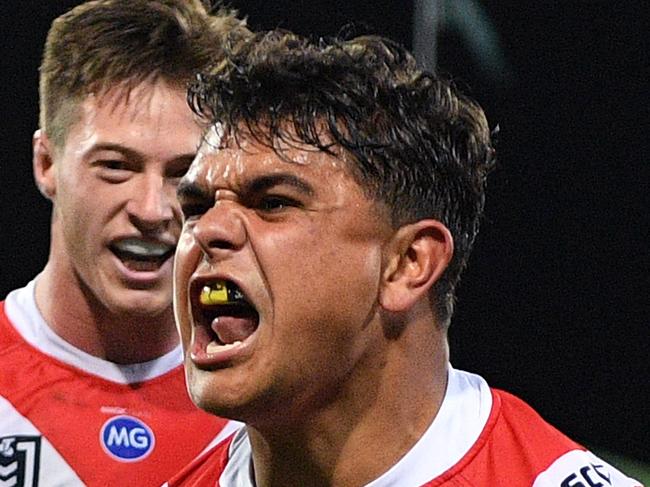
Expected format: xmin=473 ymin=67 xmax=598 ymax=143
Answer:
xmin=0 ymin=1 xmax=246 ymax=485
xmin=168 ymin=30 xmax=642 ymax=487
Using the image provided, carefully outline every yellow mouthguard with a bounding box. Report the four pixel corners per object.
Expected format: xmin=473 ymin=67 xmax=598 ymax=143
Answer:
xmin=200 ymin=281 xmax=229 ymax=305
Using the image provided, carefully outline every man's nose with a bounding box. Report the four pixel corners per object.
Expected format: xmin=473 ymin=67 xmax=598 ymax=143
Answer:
xmin=126 ymin=175 xmax=175 ymax=231
xmin=191 ymin=201 xmax=247 ymax=260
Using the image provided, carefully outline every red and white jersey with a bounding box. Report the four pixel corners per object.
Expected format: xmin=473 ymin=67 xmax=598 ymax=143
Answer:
xmin=166 ymin=367 xmax=642 ymax=487
xmin=0 ymin=280 xmax=241 ymax=486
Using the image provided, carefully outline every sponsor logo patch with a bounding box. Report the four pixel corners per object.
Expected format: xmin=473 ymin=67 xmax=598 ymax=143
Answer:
xmin=533 ymin=449 xmax=639 ymax=487
xmin=0 ymin=436 xmax=41 ymax=487
xmin=100 ymin=415 xmax=155 ymax=462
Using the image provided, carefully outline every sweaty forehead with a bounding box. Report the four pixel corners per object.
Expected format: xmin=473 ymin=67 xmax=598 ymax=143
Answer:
xmin=188 ymin=125 xmax=348 ymax=188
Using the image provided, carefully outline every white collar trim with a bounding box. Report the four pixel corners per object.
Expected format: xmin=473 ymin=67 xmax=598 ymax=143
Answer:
xmin=220 ymin=366 xmax=492 ymax=487
xmin=4 ymin=278 xmax=182 ymax=384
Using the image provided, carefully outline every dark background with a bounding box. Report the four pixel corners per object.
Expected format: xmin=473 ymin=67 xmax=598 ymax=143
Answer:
xmin=1 ymin=1 xmax=647 ymax=463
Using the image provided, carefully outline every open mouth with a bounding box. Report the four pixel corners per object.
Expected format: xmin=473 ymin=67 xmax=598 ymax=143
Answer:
xmin=192 ymin=280 xmax=260 ymax=356
xmin=110 ymin=238 xmax=175 ymax=272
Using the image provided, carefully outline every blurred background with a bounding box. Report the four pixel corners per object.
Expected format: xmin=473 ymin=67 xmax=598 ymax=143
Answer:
xmin=1 ymin=0 xmax=647 ymax=476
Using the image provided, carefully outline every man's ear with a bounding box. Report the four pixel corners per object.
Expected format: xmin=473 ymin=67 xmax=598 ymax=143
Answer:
xmin=33 ymin=129 xmax=57 ymax=200
xmin=379 ymin=219 xmax=453 ymax=312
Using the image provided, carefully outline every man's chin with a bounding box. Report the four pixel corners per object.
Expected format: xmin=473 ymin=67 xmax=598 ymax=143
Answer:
xmin=101 ymin=291 xmax=173 ymax=319
xmin=187 ymin=373 xmax=246 ymax=418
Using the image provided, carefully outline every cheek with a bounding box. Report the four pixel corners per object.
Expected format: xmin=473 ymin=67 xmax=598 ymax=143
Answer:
xmin=164 ymin=183 xmax=184 ymax=224
xmin=57 ymin=172 xmax=112 ymax=228
xmin=173 ymin=229 xmax=200 ymax=339
xmin=57 ymin=188 xmax=100 ymax=248
xmin=264 ymin=230 xmax=382 ymax=320
xmin=322 ymin=245 xmax=382 ymax=313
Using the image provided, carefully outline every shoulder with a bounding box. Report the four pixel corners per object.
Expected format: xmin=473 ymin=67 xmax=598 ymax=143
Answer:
xmin=493 ymin=389 xmax=582 ymax=449
xmin=166 ymin=433 xmax=235 ymax=487
xmin=468 ymin=389 xmax=642 ymax=486
xmin=0 ymin=299 xmax=35 ymax=370
xmin=0 ymin=301 xmax=20 ymax=349
xmin=531 ymin=449 xmax=643 ymax=487
xmin=474 ymin=388 xmax=584 ymax=468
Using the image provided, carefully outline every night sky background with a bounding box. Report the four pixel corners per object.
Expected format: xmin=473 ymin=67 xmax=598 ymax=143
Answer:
xmin=1 ymin=1 xmax=647 ymax=465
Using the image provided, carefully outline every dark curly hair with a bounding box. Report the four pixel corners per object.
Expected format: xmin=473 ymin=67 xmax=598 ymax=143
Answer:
xmin=189 ymin=29 xmax=496 ymax=327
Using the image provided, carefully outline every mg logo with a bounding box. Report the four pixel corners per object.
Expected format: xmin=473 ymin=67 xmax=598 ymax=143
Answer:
xmin=100 ymin=416 xmax=155 ymax=462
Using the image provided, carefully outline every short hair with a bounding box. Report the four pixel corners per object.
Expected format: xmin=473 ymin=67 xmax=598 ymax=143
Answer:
xmin=188 ymin=30 xmax=496 ymax=326
xmin=39 ymin=0 xmax=247 ymax=148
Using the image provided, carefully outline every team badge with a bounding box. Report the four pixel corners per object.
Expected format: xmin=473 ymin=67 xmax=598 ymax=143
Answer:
xmin=100 ymin=415 xmax=155 ymax=462
xmin=0 ymin=436 xmax=41 ymax=487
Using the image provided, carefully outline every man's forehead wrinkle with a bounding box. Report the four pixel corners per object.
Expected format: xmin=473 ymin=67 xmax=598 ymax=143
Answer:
xmin=192 ymin=129 xmax=353 ymax=206
xmin=220 ymin=119 xmax=343 ymax=162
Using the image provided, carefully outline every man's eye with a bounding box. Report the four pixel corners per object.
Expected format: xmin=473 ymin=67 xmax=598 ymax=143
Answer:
xmin=100 ymin=160 xmax=128 ymax=171
xmin=258 ymin=196 xmax=298 ymax=212
xmin=95 ymin=160 xmax=132 ymax=182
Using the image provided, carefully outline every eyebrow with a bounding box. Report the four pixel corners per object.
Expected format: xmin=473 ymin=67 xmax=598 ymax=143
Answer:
xmin=243 ymin=173 xmax=315 ymax=197
xmin=177 ymin=172 xmax=315 ymax=203
xmin=84 ymin=143 xmax=143 ymax=161
xmin=86 ymin=142 xmax=196 ymax=163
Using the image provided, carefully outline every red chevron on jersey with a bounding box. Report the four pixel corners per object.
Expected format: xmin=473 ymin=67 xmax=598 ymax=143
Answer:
xmin=1 ymin=282 xmax=239 ymax=486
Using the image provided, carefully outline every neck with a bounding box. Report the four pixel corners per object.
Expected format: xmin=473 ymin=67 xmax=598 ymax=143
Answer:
xmin=248 ymin=319 xmax=449 ymax=487
xmin=35 ymin=261 xmax=178 ymax=364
